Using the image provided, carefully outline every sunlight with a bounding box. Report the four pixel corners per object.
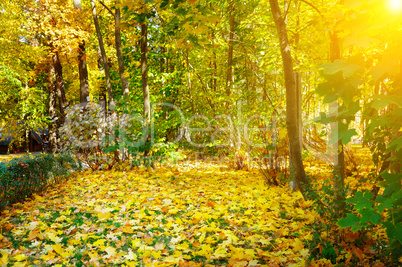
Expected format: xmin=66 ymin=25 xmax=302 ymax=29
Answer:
xmin=388 ymin=0 xmax=402 ymax=12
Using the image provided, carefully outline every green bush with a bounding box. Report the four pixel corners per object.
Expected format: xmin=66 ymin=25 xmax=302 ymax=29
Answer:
xmin=338 ymin=173 xmax=402 ymax=261
xmin=0 ymin=153 xmax=81 ymax=211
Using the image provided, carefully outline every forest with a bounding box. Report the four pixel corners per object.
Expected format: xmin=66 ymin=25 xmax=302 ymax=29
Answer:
xmin=0 ymin=0 xmax=401 ymax=266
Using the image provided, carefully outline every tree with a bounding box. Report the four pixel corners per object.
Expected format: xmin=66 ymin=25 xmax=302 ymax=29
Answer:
xmin=141 ymin=21 xmax=151 ymax=156
xmin=78 ymin=41 xmax=90 ymax=105
xmin=90 ymin=0 xmax=114 ymax=109
xmin=226 ymin=0 xmax=235 ymax=98
xmin=269 ymin=0 xmax=311 ymax=200
xmin=51 ymin=50 xmax=67 ymax=123
xmin=96 ymin=0 xmax=130 ymax=98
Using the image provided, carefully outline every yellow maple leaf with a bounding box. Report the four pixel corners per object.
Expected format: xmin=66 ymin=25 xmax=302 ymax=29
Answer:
xmin=98 ymin=212 xmax=112 ymax=220
xmin=124 ymin=251 xmax=137 ymax=261
xmin=40 ymin=252 xmax=56 ymax=262
xmin=125 ymin=260 xmax=138 ymax=267
xmin=0 ymin=252 xmax=9 ymax=266
xmin=88 ymin=251 xmax=99 ymax=260
xmin=198 ymin=233 xmax=206 ymax=244
xmin=93 ymin=239 xmax=106 ymax=246
xmin=52 ymin=244 xmax=64 ymax=255
xmin=12 ymin=261 xmax=27 ymax=267
xmin=300 ymin=248 xmax=309 ymax=258
xmin=164 ymin=255 xmax=184 ymax=265
xmin=168 ymin=208 xmax=179 ymax=215
xmin=211 ymin=246 xmax=228 ymax=259
xmin=151 ymin=250 xmax=162 ymax=259
xmin=132 ymin=238 xmax=141 ymax=248
xmin=13 ymin=253 xmax=27 ymax=262
xmin=46 ymin=232 xmax=62 ymax=244
xmin=104 ymin=247 xmax=116 ymax=258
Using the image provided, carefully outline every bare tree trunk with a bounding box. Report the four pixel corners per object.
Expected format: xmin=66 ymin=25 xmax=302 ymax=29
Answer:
xmin=115 ymin=7 xmax=130 ymax=98
xmin=25 ymin=127 xmax=30 ymax=153
xmin=269 ymin=0 xmax=311 ymax=201
xmin=52 ymin=51 xmax=66 ymax=124
xmin=289 ymin=71 xmax=302 ymax=192
xmin=141 ymin=22 xmax=151 ymax=156
xmin=185 ymin=49 xmax=194 ymax=111
xmin=91 ymin=0 xmax=114 ymax=109
xmin=210 ymin=11 xmax=218 ymax=92
xmin=78 ymin=41 xmax=89 ymax=105
xmin=330 ymin=31 xmax=345 ymax=213
xmin=48 ymin=81 xmax=58 ymax=154
xmin=226 ymin=0 xmax=235 ymax=97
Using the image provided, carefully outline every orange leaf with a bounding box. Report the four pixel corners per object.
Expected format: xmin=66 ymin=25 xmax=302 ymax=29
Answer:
xmin=162 ymin=206 xmax=168 ymax=213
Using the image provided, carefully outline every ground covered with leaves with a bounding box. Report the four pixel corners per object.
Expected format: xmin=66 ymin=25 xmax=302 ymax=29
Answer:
xmin=0 ymin=156 xmax=392 ymax=266
xmin=0 ymin=162 xmax=320 ymax=267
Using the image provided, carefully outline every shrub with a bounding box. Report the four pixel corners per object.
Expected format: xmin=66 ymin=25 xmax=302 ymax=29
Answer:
xmin=0 ymin=153 xmax=81 ymax=211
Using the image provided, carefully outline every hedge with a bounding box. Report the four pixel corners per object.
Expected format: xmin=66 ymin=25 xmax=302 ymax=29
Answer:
xmin=0 ymin=153 xmax=82 ymax=211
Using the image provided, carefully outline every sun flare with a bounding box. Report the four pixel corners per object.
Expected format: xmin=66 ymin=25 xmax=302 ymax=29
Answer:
xmin=388 ymin=0 xmax=402 ymax=11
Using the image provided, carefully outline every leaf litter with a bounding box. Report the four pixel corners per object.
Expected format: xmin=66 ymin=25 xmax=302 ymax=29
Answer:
xmin=0 ymin=163 xmax=320 ymax=266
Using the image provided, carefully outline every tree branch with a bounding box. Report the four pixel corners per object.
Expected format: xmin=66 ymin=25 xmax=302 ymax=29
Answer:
xmin=299 ymin=0 xmax=323 ymax=17
xmin=283 ymin=0 xmax=292 ymax=22
xmin=96 ymin=0 xmax=114 ymax=17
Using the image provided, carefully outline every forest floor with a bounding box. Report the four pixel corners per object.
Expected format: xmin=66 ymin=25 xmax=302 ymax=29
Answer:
xmin=0 ymin=149 xmax=389 ymax=266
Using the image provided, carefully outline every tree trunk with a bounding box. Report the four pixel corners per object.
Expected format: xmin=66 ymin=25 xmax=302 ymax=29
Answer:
xmin=226 ymin=0 xmax=235 ymax=97
xmin=48 ymin=81 xmax=58 ymax=154
xmin=141 ymin=22 xmax=151 ymax=156
xmin=114 ymin=7 xmax=130 ymax=98
xmin=25 ymin=127 xmax=30 ymax=153
xmin=330 ymin=31 xmax=346 ymax=213
xmin=52 ymin=51 xmax=66 ymax=124
xmin=289 ymin=71 xmax=302 ymax=192
xmin=91 ymin=0 xmax=114 ymax=109
xmin=210 ymin=11 xmax=218 ymax=92
xmin=269 ymin=0 xmax=311 ymax=201
xmin=78 ymin=41 xmax=90 ymax=105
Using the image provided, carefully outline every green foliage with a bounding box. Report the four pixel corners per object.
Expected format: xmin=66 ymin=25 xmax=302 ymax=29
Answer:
xmin=338 ymin=173 xmax=402 ymax=261
xmin=0 ymin=153 xmax=81 ymax=211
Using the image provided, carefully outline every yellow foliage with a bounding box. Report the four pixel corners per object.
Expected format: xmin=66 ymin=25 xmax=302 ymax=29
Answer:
xmin=0 ymin=158 xmax=386 ymax=266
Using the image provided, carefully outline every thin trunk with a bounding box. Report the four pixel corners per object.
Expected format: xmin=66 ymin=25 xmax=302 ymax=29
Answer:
xmin=330 ymin=31 xmax=345 ymax=213
xmin=226 ymin=0 xmax=234 ymax=97
xmin=52 ymin=51 xmax=66 ymax=124
xmin=25 ymin=127 xmax=29 ymax=153
xmin=115 ymin=7 xmax=130 ymax=98
xmin=141 ymin=22 xmax=151 ymax=155
xmin=78 ymin=41 xmax=90 ymax=105
xmin=91 ymin=0 xmax=114 ymax=109
xmin=210 ymin=7 xmax=218 ymax=92
xmin=185 ymin=49 xmax=194 ymax=111
xmin=269 ymin=0 xmax=311 ymax=201
xmin=213 ymin=52 xmax=217 ymax=91
xmin=48 ymin=80 xmax=58 ymax=154
xmin=289 ymin=71 xmax=302 ymax=192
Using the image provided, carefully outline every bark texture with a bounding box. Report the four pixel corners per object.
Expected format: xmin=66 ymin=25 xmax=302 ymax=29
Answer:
xmin=48 ymin=80 xmax=58 ymax=154
xmin=114 ymin=7 xmax=130 ymax=98
xmin=226 ymin=0 xmax=235 ymax=97
xmin=141 ymin=22 xmax=151 ymax=155
xmin=52 ymin=51 xmax=66 ymax=123
xmin=269 ymin=0 xmax=311 ymax=200
xmin=91 ymin=0 xmax=114 ymax=109
xmin=78 ymin=41 xmax=89 ymax=105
